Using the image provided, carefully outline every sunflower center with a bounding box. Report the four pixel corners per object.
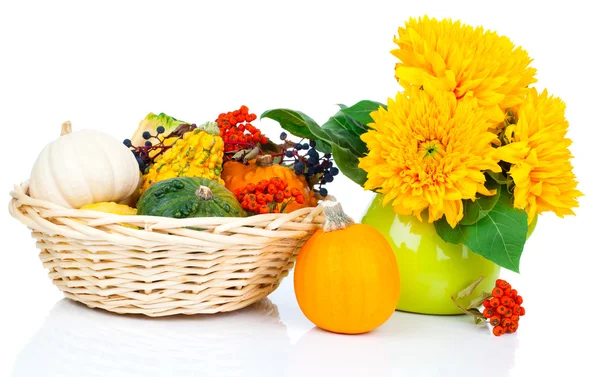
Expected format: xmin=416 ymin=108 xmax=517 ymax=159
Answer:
xmin=419 ymin=140 xmax=444 ymax=160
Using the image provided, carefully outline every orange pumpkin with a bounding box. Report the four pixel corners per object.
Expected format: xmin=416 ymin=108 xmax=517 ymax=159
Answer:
xmin=294 ymin=201 xmax=400 ymax=334
xmin=221 ymin=154 xmax=317 ymax=213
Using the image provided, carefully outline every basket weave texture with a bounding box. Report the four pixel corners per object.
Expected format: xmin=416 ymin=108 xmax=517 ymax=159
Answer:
xmin=9 ymin=182 xmax=325 ymax=316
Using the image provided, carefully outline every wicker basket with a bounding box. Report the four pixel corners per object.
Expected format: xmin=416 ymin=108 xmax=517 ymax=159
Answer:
xmin=9 ymin=181 xmax=325 ymax=316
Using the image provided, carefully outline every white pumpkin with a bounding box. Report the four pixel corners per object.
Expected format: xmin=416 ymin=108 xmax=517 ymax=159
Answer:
xmin=29 ymin=121 xmax=141 ymax=208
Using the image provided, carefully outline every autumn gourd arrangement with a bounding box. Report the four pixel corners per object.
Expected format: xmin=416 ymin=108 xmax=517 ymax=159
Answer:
xmin=26 ymin=106 xmax=401 ymax=335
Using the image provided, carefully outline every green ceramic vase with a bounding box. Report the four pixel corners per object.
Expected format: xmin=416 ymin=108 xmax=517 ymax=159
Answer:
xmin=361 ymin=194 xmax=500 ymax=315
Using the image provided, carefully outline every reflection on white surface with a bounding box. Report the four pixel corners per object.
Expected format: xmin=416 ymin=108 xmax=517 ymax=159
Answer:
xmin=12 ymin=284 xmax=520 ymax=377
xmin=287 ymin=313 xmax=519 ymax=377
xmin=12 ymin=298 xmax=291 ymax=377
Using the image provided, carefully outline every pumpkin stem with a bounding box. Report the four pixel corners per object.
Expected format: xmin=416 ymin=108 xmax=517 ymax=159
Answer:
xmin=195 ymin=185 xmax=214 ymax=201
xmin=256 ymin=154 xmax=274 ymax=167
xmin=197 ymin=121 xmax=220 ymax=136
xmin=322 ymin=201 xmax=354 ymax=232
xmin=61 ymin=121 xmax=72 ymax=136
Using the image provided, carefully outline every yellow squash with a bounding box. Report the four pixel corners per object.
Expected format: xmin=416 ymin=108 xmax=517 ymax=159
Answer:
xmin=80 ymin=202 xmax=138 ymax=229
xmin=80 ymin=202 xmax=137 ymax=215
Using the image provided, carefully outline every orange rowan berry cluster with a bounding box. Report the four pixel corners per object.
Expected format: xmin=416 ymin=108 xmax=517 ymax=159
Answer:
xmin=482 ymin=279 xmax=525 ymax=336
xmin=234 ymin=177 xmax=305 ymax=215
xmin=216 ymin=106 xmax=267 ymax=155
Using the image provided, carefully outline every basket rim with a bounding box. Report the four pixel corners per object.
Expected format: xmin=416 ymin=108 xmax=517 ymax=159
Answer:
xmin=12 ymin=180 xmax=321 ymax=215
xmin=9 ymin=181 xmax=325 ymax=240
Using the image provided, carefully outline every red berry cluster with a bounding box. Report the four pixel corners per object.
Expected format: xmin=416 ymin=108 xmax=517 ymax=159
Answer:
xmin=482 ymin=279 xmax=525 ymax=336
xmin=216 ymin=105 xmax=267 ymax=155
xmin=234 ymin=177 xmax=305 ymax=214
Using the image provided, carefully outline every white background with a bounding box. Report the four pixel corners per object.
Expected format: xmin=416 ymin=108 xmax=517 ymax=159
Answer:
xmin=1 ymin=1 xmax=599 ymax=376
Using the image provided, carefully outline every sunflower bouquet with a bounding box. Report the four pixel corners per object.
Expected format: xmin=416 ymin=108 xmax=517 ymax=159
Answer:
xmin=264 ymin=16 xmax=582 ymax=273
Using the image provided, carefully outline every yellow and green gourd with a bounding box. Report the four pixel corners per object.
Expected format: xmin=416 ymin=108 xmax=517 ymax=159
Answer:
xmin=141 ymin=122 xmax=225 ymax=193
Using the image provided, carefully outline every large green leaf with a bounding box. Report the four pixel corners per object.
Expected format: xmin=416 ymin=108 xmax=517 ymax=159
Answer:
xmin=321 ymin=114 xmax=368 ymax=156
xmin=331 ymin=144 xmax=367 ymax=186
xmin=434 ymin=187 xmax=528 ymax=272
xmin=460 ymin=181 xmax=500 ymax=226
xmin=260 ymin=109 xmax=332 ymax=153
xmin=340 ymin=100 xmax=385 ymax=126
xmin=487 ymin=171 xmax=510 ymax=185
xmin=315 ymin=140 xmax=332 ymax=154
xmin=261 ymin=109 xmax=315 ymax=139
xmin=433 ymin=219 xmax=464 ymax=244
xmin=330 ymin=109 xmax=367 ymax=136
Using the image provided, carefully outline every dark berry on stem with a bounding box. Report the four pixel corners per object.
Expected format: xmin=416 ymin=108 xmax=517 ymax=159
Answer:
xmin=280 ymin=132 xmax=288 ymax=140
xmin=156 ymin=126 xmax=165 ymax=134
xmin=142 ymin=131 xmax=151 ymax=140
xmin=145 ymin=141 xmax=152 ymax=147
xmin=309 ymin=140 xmax=317 ymax=148
xmin=294 ymin=161 xmax=305 ymax=170
xmin=324 ymin=153 xmax=332 ymax=159
xmin=319 ymin=188 xmax=328 ymax=197
xmin=308 ymin=148 xmax=318 ymax=157
xmin=135 ymin=156 xmax=146 ymax=171
xmin=330 ymin=167 xmax=339 ymax=176
xmin=295 ymin=143 xmax=303 ymax=150
xmin=302 ymin=143 xmax=309 ymax=150
xmin=325 ymin=174 xmax=334 ymax=183
xmin=285 ymin=150 xmax=294 ymax=158
xmin=123 ymin=139 xmax=132 ymax=147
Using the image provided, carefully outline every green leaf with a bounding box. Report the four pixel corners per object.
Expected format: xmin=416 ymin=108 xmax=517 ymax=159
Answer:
xmin=321 ymin=114 xmax=368 ymax=156
xmin=329 ymin=111 xmax=368 ymax=136
xmin=487 ymin=171 xmax=510 ymax=185
xmin=261 ymin=109 xmax=316 ymax=139
xmin=260 ymin=108 xmax=331 ymax=153
xmin=434 ymin=187 xmax=528 ymax=272
xmin=460 ymin=181 xmax=500 ymax=225
xmin=315 ymin=140 xmax=332 ymax=154
xmin=340 ymin=100 xmax=385 ymax=125
xmin=434 ymin=219 xmax=465 ymax=244
xmin=331 ymin=144 xmax=367 ymax=186
xmin=464 ymin=190 xmax=528 ymax=272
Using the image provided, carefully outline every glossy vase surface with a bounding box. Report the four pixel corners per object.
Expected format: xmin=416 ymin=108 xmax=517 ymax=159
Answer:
xmin=361 ymin=194 xmax=500 ymax=315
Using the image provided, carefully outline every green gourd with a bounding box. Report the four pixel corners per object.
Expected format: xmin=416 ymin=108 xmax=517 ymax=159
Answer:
xmin=137 ymin=177 xmax=246 ymax=218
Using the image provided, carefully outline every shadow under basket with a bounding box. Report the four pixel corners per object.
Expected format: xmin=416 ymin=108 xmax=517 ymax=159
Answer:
xmin=9 ymin=182 xmax=325 ymax=317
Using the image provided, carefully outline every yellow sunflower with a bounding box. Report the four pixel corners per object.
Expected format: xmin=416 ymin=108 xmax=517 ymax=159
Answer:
xmin=392 ymin=16 xmax=537 ymax=126
xmin=495 ymin=88 xmax=582 ymax=223
xmin=359 ymin=88 xmax=501 ymax=227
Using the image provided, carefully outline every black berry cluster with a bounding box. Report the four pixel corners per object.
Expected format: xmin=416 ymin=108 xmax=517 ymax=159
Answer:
xmin=123 ymin=126 xmax=168 ymax=172
xmin=124 ymin=124 xmax=199 ymax=173
xmin=279 ymin=133 xmax=339 ymax=197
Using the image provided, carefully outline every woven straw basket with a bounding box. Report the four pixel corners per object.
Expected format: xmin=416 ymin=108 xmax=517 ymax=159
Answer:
xmin=9 ymin=181 xmax=325 ymax=316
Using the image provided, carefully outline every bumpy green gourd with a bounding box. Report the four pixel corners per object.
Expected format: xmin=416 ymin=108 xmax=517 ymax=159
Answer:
xmin=137 ymin=177 xmax=246 ymax=218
